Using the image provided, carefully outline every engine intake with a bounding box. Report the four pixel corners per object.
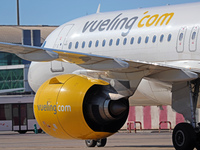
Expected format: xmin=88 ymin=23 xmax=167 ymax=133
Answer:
xmin=83 ymin=85 xmax=129 ymax=133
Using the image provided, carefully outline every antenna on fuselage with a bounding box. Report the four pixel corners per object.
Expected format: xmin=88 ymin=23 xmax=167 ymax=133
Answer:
xmin=96 ymin=4 xmax=101 ymax=13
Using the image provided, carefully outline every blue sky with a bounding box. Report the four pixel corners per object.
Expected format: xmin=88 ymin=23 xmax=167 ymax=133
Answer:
xmin=0 ymin=0 xmax=199 ymax=26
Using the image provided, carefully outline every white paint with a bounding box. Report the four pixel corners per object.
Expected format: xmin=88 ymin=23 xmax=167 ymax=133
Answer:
xmin=151 ymin=106 xmax=160 ymax=129
xmin=0 ymin=121 xmax=12 ymax=131
xmin=58 ymin=105 xmax=71 ymax=112
xmin=135 ymin=106 xmax=144 ymax=128
xmin=167 ymin=106 xmax=176 ymax=128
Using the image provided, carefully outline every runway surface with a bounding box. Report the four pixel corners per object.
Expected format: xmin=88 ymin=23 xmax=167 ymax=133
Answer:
xmin=0 ymin=131 xmax=175 ymax=150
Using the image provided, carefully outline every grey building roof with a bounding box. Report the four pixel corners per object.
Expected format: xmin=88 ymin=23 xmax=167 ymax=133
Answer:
xmin=0 ymin=25 xmax=58 ymax=44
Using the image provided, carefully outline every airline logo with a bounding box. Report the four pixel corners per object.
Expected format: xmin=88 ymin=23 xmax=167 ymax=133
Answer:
xmin=82 ymin=11 xmax=174 ymax=36
xmin=37 ymin=101 xmax=71 ymax=114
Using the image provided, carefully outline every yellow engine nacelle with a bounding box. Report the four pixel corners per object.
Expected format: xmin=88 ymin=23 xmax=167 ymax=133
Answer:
xmin=34 ymin=74 xmax=128 ymax=140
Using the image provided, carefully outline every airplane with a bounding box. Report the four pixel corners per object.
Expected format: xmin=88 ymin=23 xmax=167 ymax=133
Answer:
xmin=0 ymin=2 xmax=200 ymax=150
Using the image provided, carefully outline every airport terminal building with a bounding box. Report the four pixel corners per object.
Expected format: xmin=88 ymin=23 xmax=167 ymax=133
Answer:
xmin=0 ymin=25 xmax=57 ymax=133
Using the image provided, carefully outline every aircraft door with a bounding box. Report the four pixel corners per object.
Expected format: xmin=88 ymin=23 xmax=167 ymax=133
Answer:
xmin=12 ymin=104 xmax=27 ymax=132
xmin=54 ymin=24 xmax=74 ymax=50
xmin=52 ymin=24 xmax=73 ymax=72
xmin=176 ymin=27 xmax=187 ymax=53
xmin=189 ymin=26 xmax=199 ymax=52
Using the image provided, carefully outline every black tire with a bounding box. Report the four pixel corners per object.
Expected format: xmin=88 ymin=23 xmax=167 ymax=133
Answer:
xmin=97 ymin=138 xmax=107 ymax=147
xmin=172 ymin=123 xmax=195 ymax=150
xmin=195 ymin=130 xmax=200 ymax=150
xmin=18 ymin=130 xmax=27 ymax=134
xmin=85 ymin=140 xmax=97 ymax=147
xmin=196 ymin=144 xmax=200 ymax=150
xmin=38 ymin=129 xmax=43 ymax=133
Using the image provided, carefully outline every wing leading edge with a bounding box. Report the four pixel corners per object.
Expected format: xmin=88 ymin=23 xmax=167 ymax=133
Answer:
xmin=0 ymin=42 xmax=58 ymax=61
xmin=0 ymin=42 xmax=198 ymax=82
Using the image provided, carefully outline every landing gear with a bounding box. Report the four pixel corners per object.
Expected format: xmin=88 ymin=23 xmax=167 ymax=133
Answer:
xmin=172 ymin=123 xmax=195 ymax=150
xmin=85 ymin=138 xmax=107 ymax=147
xmin=85 ymin=140 xmax=97 ymax=147
xmin=172 ymin=79 xmax=200 ymax=150
xmin=18 ymin=130 xmax=27 ymax=134
xmin=96 ymin=138 xmax=107 ymax=147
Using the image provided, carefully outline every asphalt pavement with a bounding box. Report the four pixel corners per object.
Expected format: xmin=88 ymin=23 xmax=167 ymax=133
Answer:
xmin=0 ymin=130 xmax=176 ymax=150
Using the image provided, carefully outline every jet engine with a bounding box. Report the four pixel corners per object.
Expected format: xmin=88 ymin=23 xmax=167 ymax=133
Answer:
xmin=34 ymin=74 xmax=129 ymax=140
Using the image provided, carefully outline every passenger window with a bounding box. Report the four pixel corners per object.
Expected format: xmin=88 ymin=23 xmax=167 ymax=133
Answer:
xmin=123 ymin=38 xmax=127 ymax=45
xmin=160 ymin=34 xmax=164 ymax=42
xmin=192 ymin=32 xmax=196 ymax=40
xmin=102 ymin=40 xmax=106 ymax=47
xmin=109 ymin=39 xmax=113 ymax=46
xmin=75 ymin=42 xmax=79 ymax=49
xmin=82 ymin=41 xmax=85 ymax=48
xmin=130 ymin=37 xmax=134 ymax=44
xmin=138 ymin=37 xmax=141 ymax=44
xmin=145 ymin=36 xmax=149 ymax=43
xmin=27 ymin=104 xmax=34 ymax=119
xmin=95 ymin=40 xmax=99 ymax=47
xmin=88 ymin=41 xmax=92 ymax=48
xmin=116 ymin=38 xmax=120 ymax=46
xmin=0 ymin=104 xmax=12 ymax=120
xmin=152 ymin=35 xmax=156 ymax=43
xmin=68 ymin=42 xmax=72 ymax=49
xmin=179 ymin=33 xmax=183 ymax=41
xmin=168 ymin=34 xmax=172 ymax=42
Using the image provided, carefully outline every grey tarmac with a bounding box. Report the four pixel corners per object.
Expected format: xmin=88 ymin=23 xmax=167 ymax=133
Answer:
xmin=0 ymin=131 xmax=177 ymax=150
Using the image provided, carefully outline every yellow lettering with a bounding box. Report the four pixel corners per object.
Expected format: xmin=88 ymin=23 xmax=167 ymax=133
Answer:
xmin=146 ymin=14 xmax=159 ymax=27
xmin=138 ymin=11 xmax=150 ymax=28
xmin=155 ymin=13 xmax=174 ymax=26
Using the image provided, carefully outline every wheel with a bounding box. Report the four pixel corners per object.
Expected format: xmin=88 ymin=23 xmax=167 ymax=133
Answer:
xmin=196 ymin=143 xmax=200 ymax=150
xmin=97 ymin=138 xmax=107 ymax=147
xmin=85 ymin=140 xmax=97 ymax=147
xmin=18 ymin=130 xmax=27 ymax=134
xmin=38 ymin=129 xmax=43 ymax=133
xmin=172 ymin=123 xmax=195 ymax=150
xmin=195 ymin=128 xmax=200 ymax=150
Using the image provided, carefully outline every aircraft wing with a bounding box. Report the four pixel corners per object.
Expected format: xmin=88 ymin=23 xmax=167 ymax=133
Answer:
xmin=0 ymin=42 xmax=59 ymax=61
xmin=0 ymin=42 xmax=198 ymax=82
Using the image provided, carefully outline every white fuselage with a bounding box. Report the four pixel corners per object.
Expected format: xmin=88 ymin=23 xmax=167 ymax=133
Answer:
xmin=28 ymin=2 xmax=200 ymax=106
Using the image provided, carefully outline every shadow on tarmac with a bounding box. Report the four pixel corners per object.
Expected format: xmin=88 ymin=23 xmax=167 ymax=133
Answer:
xmin=115 ymin=145 xmax=173 ymax=148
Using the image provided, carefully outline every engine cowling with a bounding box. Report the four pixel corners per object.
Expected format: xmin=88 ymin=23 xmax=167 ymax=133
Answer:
xmin=34 ymin=74 xmax=129 ymax=140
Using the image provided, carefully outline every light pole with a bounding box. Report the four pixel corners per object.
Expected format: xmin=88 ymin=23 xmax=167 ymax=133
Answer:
xmin=17 ymin=0 xmax=20 ymax=25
